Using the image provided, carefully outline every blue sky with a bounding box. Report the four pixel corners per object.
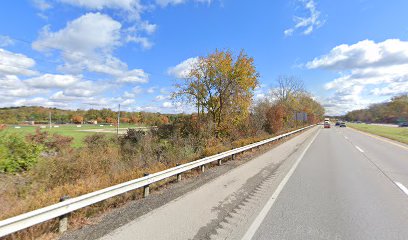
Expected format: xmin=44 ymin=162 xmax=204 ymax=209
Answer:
xmin=0 ymin=0 xmax=407 ymax=115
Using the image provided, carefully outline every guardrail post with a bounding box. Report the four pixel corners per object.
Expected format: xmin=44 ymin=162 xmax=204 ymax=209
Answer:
xmin=176 ymin=164 xmax=182 ymax=182
xmin=200 ymin=165 xmax=205 ymax=173
xmin=231 ymin=154 xmax=235 ymax=160
xmin=217 ymin=159 xmax=222 ymax=166
xmin=143 ymin=173 xmax=150 ymax=198
xmin=59 ymin=196 xmax=70 ymax=234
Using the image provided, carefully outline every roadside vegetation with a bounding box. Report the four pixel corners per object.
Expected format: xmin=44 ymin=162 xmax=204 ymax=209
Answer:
xmin=344 ymin=94 xmax=408 ymax=123
xmin=0 ymin=49 xmax=324 ymax=239
xmin=348 ymin=123 xmax=408 ymax=144
xmin=0 ymin=124 xmax=145 ymax=147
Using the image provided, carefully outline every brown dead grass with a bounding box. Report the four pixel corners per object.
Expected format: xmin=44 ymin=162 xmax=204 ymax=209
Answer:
xmin=0 ymin=127 xmax=307 ymax=240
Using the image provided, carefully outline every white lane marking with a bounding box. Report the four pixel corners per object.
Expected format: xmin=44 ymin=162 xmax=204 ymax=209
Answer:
xmin=395 ymin=182 xmax=408 ymax=196
xmin=241 ymin=129 xmax=320 ymax=240
xmin=344 ymin=136 xmax=349 ymax=140
xmin=355 ymin=146 xmax=364 ymax=153
xmin=349 ymin=127 xmax=408 ymax=151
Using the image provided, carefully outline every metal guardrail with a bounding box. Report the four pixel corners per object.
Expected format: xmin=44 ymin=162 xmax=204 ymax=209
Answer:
xmin=0 ymin=125 xmax=314 ymax=237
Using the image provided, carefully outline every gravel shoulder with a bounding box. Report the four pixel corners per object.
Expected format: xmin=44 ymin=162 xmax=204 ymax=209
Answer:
xmin=60 ymin=128 xmax=316 ymax=240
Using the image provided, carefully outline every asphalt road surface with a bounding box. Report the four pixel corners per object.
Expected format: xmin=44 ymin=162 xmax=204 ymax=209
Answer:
xmin=96 ymin=126 xmax=408 ymax=240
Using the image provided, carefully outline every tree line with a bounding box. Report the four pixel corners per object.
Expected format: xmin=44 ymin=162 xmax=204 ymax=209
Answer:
xmin=344 ymin=94 xmax=408 ymax=123
xmin=173 ymin=50 xmax=325 ymax=138
xmin=0 ymin=106 xmax=174 ymax=126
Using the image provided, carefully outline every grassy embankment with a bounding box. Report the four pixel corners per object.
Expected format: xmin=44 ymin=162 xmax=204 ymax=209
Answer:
xmin=0 ymin=123 xmax=144 ymax=147
xmin=348 ymin=123 xmax=408 ymax=144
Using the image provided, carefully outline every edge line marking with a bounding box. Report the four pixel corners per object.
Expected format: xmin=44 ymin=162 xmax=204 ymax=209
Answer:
xmin=241 ymin=129 xmax=320 ymax=240
xmin=395 ymin=182 xmax=408 ymax=196
xmin=349 ymin=127 xmax=408 ymax=151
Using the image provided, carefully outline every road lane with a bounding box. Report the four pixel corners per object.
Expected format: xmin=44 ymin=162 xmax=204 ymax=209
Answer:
xmin=339 ymin=127 xmax=408 ymax=192
xmin=98 ymin=127 xmax=319 ymax=240
xmin=251 ymin=126 xmax=408 ymax=240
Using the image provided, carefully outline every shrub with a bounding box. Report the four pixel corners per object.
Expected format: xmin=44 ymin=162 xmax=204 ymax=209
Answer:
xmin=26 ymin=128 xmax=73 ymax=153
xmin=0 ymin=133 xmax=43 ymax=173
xmin=83 ymin=133 xmax=114 ymax=150
xmin=156 ymin=124 xmax=175 ymax=139
xmin=202 ymin=144 xmax=229 ymax=157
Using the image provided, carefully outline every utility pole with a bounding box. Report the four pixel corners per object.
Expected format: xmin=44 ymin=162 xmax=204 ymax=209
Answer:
xmin=49 ymin=111 xmax=52 ymax=129
xmin=117 ymin=104 xmax=120 ymax=136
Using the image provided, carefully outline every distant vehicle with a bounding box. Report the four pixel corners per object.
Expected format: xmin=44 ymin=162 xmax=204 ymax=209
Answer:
xmin=339 ymin=122 xmax=346 ymax=127
xmin=356 ymin=121 xmax=362 ymax=124
xmin=335 ymin=121 xmax=341 ymax=126
xmin=324 ymin=122 xmax=331 ymax=128
xmin=399 ymin=122 xmax=408 ymax=127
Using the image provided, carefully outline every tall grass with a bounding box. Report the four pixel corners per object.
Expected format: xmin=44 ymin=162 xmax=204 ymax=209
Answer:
xmin=0 ymin=124 xmax=307 ymax=239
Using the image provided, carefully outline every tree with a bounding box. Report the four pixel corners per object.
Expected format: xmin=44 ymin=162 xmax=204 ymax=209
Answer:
xmin=266 ymin=103 xmax=286 ymax=134
xmin=270 ymin=75 xmax=305 ymax=103
xmin=130 ymin=115 xmax=140 ymax=124
xmin=161 ymin=115 xmax=170 ymax=124
xmin=121 ymin=117 xmax=130 ymax=123
xmin=106 ymin=117 xmax=116 ymax=124
xmin=344 ymin=94 xmax=408 ymax=123
xmin=72 ymin=115 xmax=84 ymax=124
xmin=173 ymin=49 xmax=259 ymax=136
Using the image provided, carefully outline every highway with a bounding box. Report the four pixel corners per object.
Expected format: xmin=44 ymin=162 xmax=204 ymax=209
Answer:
xmin=248 ymin=126 xmax=408 ymax=240
xmin=82 ymin=125 xmax=408 ymax=240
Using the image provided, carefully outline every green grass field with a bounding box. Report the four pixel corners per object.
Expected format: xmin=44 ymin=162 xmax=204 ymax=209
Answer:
xmin=0 ymin=123 xmax=143 ymax=147
xmin=348 ymin=123 xmax=408 ymax=144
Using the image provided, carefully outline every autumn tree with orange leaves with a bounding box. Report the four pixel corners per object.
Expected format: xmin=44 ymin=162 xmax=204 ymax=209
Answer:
xmin=173 ymin=49 xmax=259 ymax=137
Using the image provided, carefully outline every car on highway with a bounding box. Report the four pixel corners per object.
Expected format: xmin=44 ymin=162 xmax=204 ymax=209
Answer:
xmin=335 ymin=121 xmax=340 ymax=126
xmin=324 ymin=122 xmax=331 ymax=128
xmin=339 ymin=122 xmax=346 ymax=127
xmin=399 ymin=122 xmax=408 ymax=127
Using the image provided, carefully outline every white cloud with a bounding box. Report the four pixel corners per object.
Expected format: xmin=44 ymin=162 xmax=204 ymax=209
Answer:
xmin=371 ymin=81 xmax=408 ymax=96
xmin=0 ymin=36 xmax=14 ymax=47
xmin=33 ymin=13 xmax=121 ymax=53
xmin=63 ymin=80 xmax=107 ymax=97
xmin=140 ymin=21 xmax=157 ymax=35
xmin=307 ymin=39 xmax=408 ymax=70
xmin=123 ymin=91 xmax=136 ymax=98
xmin=155 ymin=94 xmax=169 ymax=101
xmin=32 ymin=0 xmax=52 ymax=10
xmin=13 ymin=97 xmax=55 ymax=106
xmin=307 ymin=39 xmax=408 ymax=115
xmin=126 ymin=35 xmax=153 ymax=49
xmin=50 ymin=91 xmax=81 ymax=102
xmin=121 ymin=99 xmax=135 ymax=106
xmin=0 ymin=48 xmax=37 ymax=76
xmin=162 ymin=101 xmax=173 ymax=108
xmin=131 ymin=85 xmax=143 ymax=94
xmin=117 ymin=69 xmax=149 ymax=83
xmin=25 ymin=74 xmax=80 ymax=88
xmin=167 ymin=57 xmax=198 ymax=78
xmin=156 ymin=0 xmax=211 ymax=7
xmin=33 ymin=13 xmax=149 ymax=84
xmin=59 ymin=0 xmax=144 ymax=20
xmin=284 ymin=0 xmax=324 ymax=36
xmin=147 ymin=87 xmax=156 ymax=93
xmin=0 ymin=75 xmax=45 ymax=98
